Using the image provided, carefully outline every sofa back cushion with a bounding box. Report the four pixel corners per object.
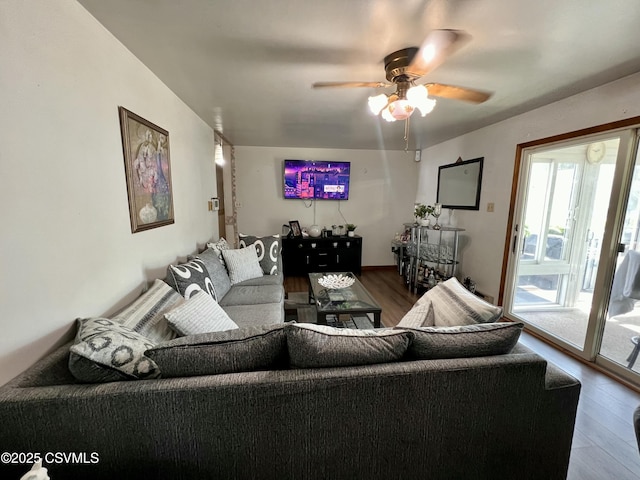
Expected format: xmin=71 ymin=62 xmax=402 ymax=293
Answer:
xmin=146 ymin=324 xmax=288 ymax=377
xmin=397 ymin=322 xmax=524 ymax=360
xmin=69 ymin=318 xmax=160 ymax=383
xmin=286 ymin=323 xmax=413 ymax=368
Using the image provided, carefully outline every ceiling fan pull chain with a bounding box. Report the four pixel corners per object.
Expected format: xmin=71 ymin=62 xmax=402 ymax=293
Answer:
xmin=404 ymin=117 xmax=410 ymax=151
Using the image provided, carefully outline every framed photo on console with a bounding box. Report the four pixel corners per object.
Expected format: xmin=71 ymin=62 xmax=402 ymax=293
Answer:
xmin=119 ymin=106 xmax=175 ymax=233
xmin=289 ymin=220 xmax=302 ymax=237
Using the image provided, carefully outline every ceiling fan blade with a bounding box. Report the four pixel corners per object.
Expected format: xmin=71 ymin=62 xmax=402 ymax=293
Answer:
xmin=406 ymin=29 xmax=470 ymax=78
xmin=313 ymin=81 xmax=391 ymax=89
xmin=425 ymin=83 xmax=492 ymax=103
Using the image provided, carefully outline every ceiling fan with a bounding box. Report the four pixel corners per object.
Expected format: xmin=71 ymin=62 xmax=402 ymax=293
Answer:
xmin=313 ymin=29 xmax=492 ymax=147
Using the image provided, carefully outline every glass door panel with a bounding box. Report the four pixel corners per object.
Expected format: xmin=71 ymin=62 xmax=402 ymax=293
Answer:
xmin=601 ymin=146 xmax=640 ymax=371
xmin=510 ymin=139 xmax=619 ymax=350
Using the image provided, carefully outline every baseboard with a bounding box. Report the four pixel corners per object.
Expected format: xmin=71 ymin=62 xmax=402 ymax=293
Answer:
xmin=361 ymin=265 xmax=396 ymax=271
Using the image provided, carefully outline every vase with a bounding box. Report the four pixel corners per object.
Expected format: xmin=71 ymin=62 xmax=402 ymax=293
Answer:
xmin=420 ymin=218 xmax=430 ymax=226
xmin=348 ymin=231 xmax=355 ymax=237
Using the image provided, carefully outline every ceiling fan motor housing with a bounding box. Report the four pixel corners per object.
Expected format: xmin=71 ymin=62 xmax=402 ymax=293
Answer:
xmin=384 ymin=47 xmax=420 ymax=82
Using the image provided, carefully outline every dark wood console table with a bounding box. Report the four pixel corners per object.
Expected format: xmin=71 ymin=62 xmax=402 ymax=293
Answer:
xmin=282 ymin=235 xmax=362 ymax=276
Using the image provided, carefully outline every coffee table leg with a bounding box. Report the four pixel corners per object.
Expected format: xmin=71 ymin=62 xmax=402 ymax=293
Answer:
xmin=373 ymin=312 xmax=381 ymax=328
xmin=317 ymin=313 xmax=328 ymax=325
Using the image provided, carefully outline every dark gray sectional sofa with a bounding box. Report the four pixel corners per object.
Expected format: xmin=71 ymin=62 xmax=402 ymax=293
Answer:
xmin=0 ymin=243 xmax=581 ymax=479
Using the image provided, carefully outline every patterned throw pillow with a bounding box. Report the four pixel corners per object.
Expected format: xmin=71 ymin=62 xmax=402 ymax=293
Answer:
xmin=416 ymin=277 xmax=503 ymax=326
xmin=397 ymin=322 xmax=524 ymax=360
xmin=221 ymin=245 xmax=264 ymax=284
xmin=69 ymin=318 xmax=160 ymax=383
xmin=146 ymin=324 xmax=288 ymax=377
xmin=166 ymin=258 xmax=215 ymax=299
xmin=164 ymin=290 xmax=238 ymax=336
xmin=238 ymin=233 xmax=281 ymax=275
xmin=112 ymin=279 xmax=182 ymax=343
xmin=206 ymin=237 xmax=231 ymax=267
xmin=187 ymin=248 xmax=232 ymax=301
xmin=285 ymin=323 xmax=413 ymax=368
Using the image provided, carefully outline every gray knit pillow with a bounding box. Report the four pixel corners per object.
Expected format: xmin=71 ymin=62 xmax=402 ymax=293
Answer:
xmin=165 ymin=290 xmax=238 ymax=336
xmin=222 ymin=245 xmax=264 ymax=284
xmin=397 ymin=322 xmax=523 ymax=360
xmin=146 ymin=324 xmax=288 ymax=377
xmin=286 ymin=323 xmax=413 ymax=368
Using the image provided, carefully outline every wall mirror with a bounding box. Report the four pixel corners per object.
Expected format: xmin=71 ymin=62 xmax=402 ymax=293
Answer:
xmin=436 ymin=157 xmax=484 ymax=210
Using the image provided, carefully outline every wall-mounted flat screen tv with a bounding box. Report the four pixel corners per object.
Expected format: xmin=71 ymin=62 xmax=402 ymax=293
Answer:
xmin=283 ymin=160 xmax=351 ymax=200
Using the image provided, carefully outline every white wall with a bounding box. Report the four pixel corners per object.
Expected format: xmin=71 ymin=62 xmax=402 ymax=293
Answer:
xmin=235 ymin=146 xmax=420 ymax=266
xmin=0 ymin=1 xmax=218 ymax=385
xmin=416 ymin=72 xmax=640 ymax=303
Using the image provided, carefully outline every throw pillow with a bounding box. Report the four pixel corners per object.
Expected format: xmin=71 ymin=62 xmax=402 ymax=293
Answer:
xmin=146 ymin=324 xmax=288 ymax=377
xmin=164 ymin=290 xmax=238 ymax=336
xmin=416 ymin=277 xmax=503 ymax=326
xmin=396 ymin=301 xmax=435 ymax=328
xmin=206 ymin=237 xmax=231 ymax=267
xmin=222 ymin=245 xmax=264 ymax=284
xmin=397 ymin=321 xmax=524 ymax=360
xmin=187 ymin=248 xmax=232 ymax=301
xmin=286 ymin=323 xmax=413 ymax=369
xmin=69 ymin=318 xmax=160 ymax=383
xmin=238 ymin=233 xmax=281 ymax=275
xmin=165 ymin=258 xmax=215 ymax=299
xmin=112 ymin=279 xmax=182 ymax=343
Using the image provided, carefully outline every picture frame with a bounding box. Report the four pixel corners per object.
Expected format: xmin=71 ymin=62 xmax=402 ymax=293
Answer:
xmin=289 ymin=220 xmax=302 ymax=237
xmin=118 ymin=107 xmax=174 ymax=233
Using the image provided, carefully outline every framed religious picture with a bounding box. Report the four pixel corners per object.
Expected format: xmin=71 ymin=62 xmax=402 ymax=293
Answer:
xmin=289 ymin=220 xmax=302 ymax=237
xmin=118 ymin=107 xmax=175 ymax=233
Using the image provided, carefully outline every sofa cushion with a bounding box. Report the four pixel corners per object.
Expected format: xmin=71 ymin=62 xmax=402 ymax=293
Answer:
xmin=233 ymin=273 xmax=284 ymax=287
xmin=146 ymin=324 xmax=288 ymax=377
xmin=112 ymin=279 xmax=181 ymax=343
xmin=188 ymin=248 xmax=232 ymax=301
xmin=222 ymin=245 xmax=264 ymax=284
xmin=286 ymin=323 xmax=413 ymax=368
xmin=221 ymin=303 xmax=284 ymax=328
xmin=69 ymin=318 xmax=160 ymax=383
xmin=239 ymin=233 xmax=281 ymax=275
xmin=417 ymin=277 xmax=503 ymax=326
xmin=398 ymin=322 xmax=524 ymax=360
xmin=165 ymin=290 xmax=238 ymax=336
xmin=166 ymin=258 xmax=215 ymax=299
xmin=218 ymin=284 xmax=284 ymax=307
xmin=396 ymin=301 xmax=435 ymax=328
xmin=206 ymin=237 xmax=231 ymax=267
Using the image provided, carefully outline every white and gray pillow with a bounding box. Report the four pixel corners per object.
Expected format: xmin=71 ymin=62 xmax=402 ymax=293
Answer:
xmin=187 ymin=248 xmax=232 ymax=301
xmin=416 ymin=277 xmax=503 ymax=326
xmin=397 ymin=301 xmax=435 ymax=328
xmin=112 ymin=278 xmax=181 ymax=343
xmin=146 ymin=324 xmax=288 ymax=377
xmin=286 ymin=323 xmax=413 ymax=368
xmin=222 ymin=245 xmax=264 ymax=284
xmin=164 ymin=290 xmax=238 ymax=336
xmin=397 ymin=322 xmax=524 ymax=360
xmin=166 ymin=258 xmax=215 ymax=299
xmin=239 ymin=233 xmax=281 ymax=275
xmin=69 ymin=318 xmax=160 ymax=383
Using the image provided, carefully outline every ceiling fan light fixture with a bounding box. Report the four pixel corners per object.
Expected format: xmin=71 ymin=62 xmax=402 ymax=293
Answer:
xmin=406 ymin=84 xmax=428 ymax=103
xmin=368 ymin=93 xmax=389 ymax=115
xmin=415 ymin=97 xmax=437 ymax=117
xmin=389 ymin=99 xmax=414 ymax=120
xmin=381 ymin=106 xmax=396 ymax=122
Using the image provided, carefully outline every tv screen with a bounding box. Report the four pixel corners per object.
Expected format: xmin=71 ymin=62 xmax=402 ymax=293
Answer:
xmin=283 ymin=160 xmax=350 ymax=200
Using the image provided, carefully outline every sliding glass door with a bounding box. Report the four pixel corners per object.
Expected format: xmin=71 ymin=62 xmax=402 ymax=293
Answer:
xmin=503 ymin=123 xmax=640 ymax=383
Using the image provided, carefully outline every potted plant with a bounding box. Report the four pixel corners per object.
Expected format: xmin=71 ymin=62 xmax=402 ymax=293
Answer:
xmin=414 ymin=203 xmax=434 ymax=226
xmin=345 ymin=223 xmax=357 ymax=237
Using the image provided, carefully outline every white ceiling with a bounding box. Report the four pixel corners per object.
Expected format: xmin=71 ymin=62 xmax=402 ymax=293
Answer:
xmin=78 ymin=0 xmax=640 ymax=151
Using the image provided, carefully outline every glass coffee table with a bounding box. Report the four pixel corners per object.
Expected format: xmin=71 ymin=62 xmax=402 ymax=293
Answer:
xmin=308 ymin=272 xmax=382 ymax=328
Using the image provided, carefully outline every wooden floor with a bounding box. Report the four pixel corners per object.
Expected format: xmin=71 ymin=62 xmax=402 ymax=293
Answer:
xmin=285 ymin=268 xmax=640 ymax=479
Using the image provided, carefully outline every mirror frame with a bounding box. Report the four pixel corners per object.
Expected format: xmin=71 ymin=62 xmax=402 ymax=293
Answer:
xmin=436 ymin=157 xmax=484 ymax=210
